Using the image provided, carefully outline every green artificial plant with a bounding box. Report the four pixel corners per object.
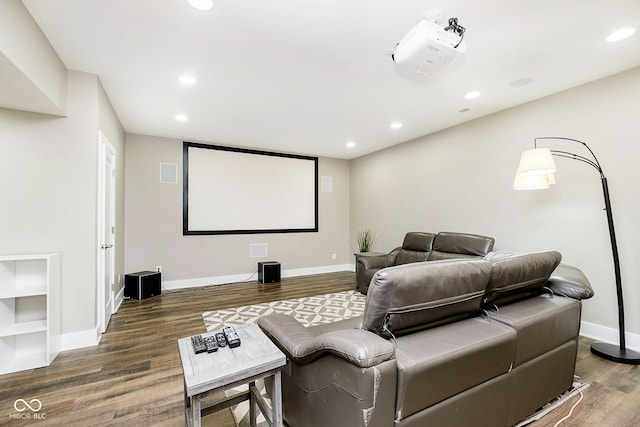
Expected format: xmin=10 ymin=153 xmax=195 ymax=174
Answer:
xmin=355 ymin=229 xmax=379 ymax=253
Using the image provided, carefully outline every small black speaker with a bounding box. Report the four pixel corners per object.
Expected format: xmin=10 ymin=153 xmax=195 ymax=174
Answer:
xmin=258 ymin=261 xmax=281 ymax=283
xmin=125 ymin=271 xmax=161 ymax=299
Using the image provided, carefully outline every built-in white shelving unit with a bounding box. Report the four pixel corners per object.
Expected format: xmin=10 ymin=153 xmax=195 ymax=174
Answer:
xmin=0 ymin=253 xmax=60 ymax=375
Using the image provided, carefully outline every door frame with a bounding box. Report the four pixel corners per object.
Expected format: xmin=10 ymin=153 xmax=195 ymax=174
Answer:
xmin=97 ymin=130 xmax=116 ymax=334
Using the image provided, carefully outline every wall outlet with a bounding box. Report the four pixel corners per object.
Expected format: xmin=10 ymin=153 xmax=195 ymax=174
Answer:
xmin=332 ymin=253 xmax=336 ymax=260
xmin=155 ymin=265 xmax=162 ymax=273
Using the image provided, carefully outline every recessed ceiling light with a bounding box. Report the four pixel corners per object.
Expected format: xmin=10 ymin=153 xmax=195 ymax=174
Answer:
xmin=175 ymin=114 xmax=188 ymax=122
xmin=510 ymin=77 xmax=534 ymax=87
xmin=179 ymin=75 xmax=196 ymax=85
xmin=346 ymin=141 xmax=356 ymax=148
xmin=390 ymin=122 xmax=403 ymax=129
xmin=187 ymin=0 xmax=213 ymax=10
xmin=464 ymin=91 xmax=480 ymax=99
xmin=606 ymin=28 xmax=636 ymax=42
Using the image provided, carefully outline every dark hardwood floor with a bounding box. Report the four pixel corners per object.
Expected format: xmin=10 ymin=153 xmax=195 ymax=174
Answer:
xmin=1 ymin=271 xmax=638 ymax=426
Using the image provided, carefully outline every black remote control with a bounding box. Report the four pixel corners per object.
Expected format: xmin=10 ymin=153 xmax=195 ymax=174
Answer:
xmin=191 ymin=335 xmax=206 ymax=354
xmin=215 ymin=332 xmax=227 ymax=347
xmin=204 ymin=336 xmax=219 ymax=353
xmin=223 ymin=326 xmax=241 ymax=348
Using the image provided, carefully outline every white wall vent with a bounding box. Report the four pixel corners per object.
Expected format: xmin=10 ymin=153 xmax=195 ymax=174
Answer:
xmin=160 ymin=163 xmax=178 ymax=184
xmin=250 ymin=243 xmax=268 ymax=258
xmin=321 ymin=176 xmax=333 ymax=193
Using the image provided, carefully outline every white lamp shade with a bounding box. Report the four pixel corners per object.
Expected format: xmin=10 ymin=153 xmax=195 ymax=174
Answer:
xmin=516 ymin=148 xmax=557 ymax=176
xmin=513 ymin=172 xmax=551 ymax=190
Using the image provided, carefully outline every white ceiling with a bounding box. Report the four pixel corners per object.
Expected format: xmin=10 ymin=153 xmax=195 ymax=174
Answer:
xmin=21 ymin=0 xmax=640 ymax=159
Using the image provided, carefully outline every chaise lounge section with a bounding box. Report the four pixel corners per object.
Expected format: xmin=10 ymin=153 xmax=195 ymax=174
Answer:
xmin=258 ymin=250 xmax=593 ymax=427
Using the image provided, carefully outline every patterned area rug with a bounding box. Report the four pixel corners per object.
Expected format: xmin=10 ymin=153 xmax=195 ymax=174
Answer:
xmin=202 ymin=289 xmax=366 ymax=332
xmin=202 ymin=290 xmax=366 ymax=427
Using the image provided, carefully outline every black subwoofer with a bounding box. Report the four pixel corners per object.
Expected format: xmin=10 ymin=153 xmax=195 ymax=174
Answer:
xmin=258 ymin=261 xmax=281 ymax=283
xmin=124 ymin=271 xmax=161 ymax=299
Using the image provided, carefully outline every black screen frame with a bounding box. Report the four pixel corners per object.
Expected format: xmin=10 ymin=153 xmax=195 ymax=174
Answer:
xmin=183 ymin=141 xmax=319 ymax=235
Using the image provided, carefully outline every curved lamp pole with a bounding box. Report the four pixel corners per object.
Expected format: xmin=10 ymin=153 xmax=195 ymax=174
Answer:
xmin=514 ymin=137 xmax=640 ymax=364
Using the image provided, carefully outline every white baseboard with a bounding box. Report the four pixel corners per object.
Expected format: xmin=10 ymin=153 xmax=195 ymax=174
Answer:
xmin=114 ymin=286 xmax=124 ymax=312
xmin=61 ymin=288 xmax=124 ymax=351
xmin=283 ymin=263 xmax=355 ymax=277
xmin=162 ymin=264 xmax=355 ymax=291
xmin=60 ymin=325 xmax=101 ymax=351
xmin=580 ymin=320 xmax=640 ymax=352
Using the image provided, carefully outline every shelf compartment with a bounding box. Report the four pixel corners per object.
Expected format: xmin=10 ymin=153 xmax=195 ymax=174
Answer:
xmin=0 ymin=295 xmax=47 ymax=336
xmin=0 ymin=257 xmax=48 ymax=297
xmin=0 ymin=332 xmax=48 ymax=375
xmin=0 ymin=254 xmax=59 ymax=376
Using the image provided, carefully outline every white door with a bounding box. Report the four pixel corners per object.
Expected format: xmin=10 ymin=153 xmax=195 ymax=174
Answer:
xmin=98 ymin=131 xmax=116 ymax=333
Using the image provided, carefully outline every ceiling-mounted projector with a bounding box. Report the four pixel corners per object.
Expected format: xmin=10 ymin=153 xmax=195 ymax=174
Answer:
xmin=392 ymin=13 xmax=467 ymax=80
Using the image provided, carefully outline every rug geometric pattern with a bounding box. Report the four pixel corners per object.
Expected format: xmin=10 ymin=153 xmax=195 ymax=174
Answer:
xmin=201 ymin=290 xmax=366 ymax=427
xmin=202 ymin=290 xmax=366 ymax=332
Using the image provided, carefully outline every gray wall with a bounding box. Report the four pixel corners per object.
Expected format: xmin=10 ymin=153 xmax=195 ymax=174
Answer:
xmin=0 ymin=71 xmax=125 ymax=345
xmin=351 ymin=67 xmax=640 ymax=346
xmin=124 ymin=134 xmax=351 ymax=287
xmin=0 ymin=0 xmax=67 ymax=115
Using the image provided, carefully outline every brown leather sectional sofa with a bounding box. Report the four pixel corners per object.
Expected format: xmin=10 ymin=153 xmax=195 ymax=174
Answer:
xmin=258 ymin=249 xmax=593 ymax=427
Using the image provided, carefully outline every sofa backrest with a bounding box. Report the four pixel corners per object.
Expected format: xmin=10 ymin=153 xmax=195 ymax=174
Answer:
xmin=427 ymin=232 xmax=495 ymax=261
xmin=482 ymin=251 xmax=562 ymax=306
xmin=362 ymin=259 xmax=492 ymax=338
xmin=395 ymin=232 xmax=436 ymax=265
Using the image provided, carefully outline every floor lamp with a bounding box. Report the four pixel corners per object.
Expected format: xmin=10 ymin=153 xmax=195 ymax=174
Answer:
xmin=513 ymin=136 xmax=640 ymax=364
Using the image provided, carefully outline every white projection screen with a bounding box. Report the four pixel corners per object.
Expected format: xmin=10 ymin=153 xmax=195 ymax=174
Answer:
xmin=183 ymin=142 xmax=318 ymax=235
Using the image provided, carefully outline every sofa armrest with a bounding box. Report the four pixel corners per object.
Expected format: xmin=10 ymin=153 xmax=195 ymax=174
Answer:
xmin=257 ymin=313 xmax=396 ymax=368
xmin=356 ymin=251 xmax=399 ymax=294
xmin=357 ymin=249 xmax=398 ymax=270
xmin=548 ymin=263 xmax=594 ymax=300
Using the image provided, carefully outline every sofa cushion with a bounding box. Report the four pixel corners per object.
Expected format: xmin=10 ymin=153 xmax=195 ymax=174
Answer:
xmin=488 ymin=295 xmax=581 ymax=367
xmin=428 ymin=232 xmax=495 ymax=261
xmin=483 ymin=251 xmax=562 ymax=307
xmin=394 ymin=317 xmax=516 ymax=420
xmin=362 ymin=259 xmax=492 ymax=337
xmin=395 ymin=232 xmax=436 ymax=265
xmin=395 ymin=250 xmax=431 ymax=265
xmin=402 ymin=232 xmax=436 ymax=251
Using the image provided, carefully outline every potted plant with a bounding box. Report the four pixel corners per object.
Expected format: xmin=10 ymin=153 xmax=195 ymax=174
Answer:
xmin=355 ymin=229 xmax=379 ymax=254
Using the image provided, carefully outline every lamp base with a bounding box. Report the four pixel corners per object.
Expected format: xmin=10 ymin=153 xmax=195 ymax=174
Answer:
xmin=590 ymin=342 xmax=640 ymax=365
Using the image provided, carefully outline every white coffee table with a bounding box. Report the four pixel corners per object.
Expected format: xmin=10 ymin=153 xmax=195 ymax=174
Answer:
xmin=178 ymin=323 xmax=286 ymax=427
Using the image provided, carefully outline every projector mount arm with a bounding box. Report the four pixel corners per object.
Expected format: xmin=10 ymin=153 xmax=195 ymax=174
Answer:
xmin=444 ymin=17 xmax=466 ymax=48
